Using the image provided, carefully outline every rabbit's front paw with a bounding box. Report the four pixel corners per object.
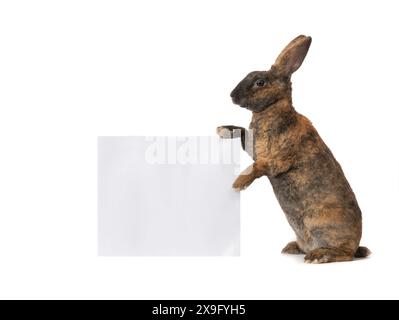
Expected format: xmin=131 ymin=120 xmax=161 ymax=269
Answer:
xmin=216 ymin=126 xmax=244 ymax=139
xmin=216 ymin=126 xmax=233 ymax=138
xmin=232 ymin=174 xmax=255 ymax=192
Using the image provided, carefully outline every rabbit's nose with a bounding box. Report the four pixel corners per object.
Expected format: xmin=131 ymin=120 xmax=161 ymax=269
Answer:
xmin=230 ymin=89 xmax=240 ymax=103
xmin=230 ymin=90 xmax=238 ymax=101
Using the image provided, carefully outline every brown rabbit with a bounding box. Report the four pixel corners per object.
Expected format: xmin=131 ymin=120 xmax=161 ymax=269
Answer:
xmin=217 ymin=35 xmax=370 ymax=263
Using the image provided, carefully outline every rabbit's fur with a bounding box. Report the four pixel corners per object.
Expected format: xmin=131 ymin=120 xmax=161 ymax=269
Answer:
xmin=217 ymin=35 xmax=370 ymax=263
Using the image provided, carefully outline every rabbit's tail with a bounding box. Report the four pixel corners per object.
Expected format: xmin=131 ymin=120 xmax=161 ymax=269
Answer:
xmin=354 ymin=246 xmax=371 ymax=258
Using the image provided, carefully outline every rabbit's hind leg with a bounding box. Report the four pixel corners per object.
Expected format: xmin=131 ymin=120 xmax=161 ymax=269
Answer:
xmin=304 ymin=247 xmax=353 ymax=264
xmin=281 ymin=241 xmax=304 ymax=255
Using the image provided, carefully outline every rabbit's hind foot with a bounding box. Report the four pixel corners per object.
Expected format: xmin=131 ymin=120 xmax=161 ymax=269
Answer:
xmin=304 ymin=247 xmax=353 ymax=264
xmin=281 ymin=241 xmax=304 ymax=255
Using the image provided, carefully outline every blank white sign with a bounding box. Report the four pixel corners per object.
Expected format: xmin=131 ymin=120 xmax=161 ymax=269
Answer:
xmin=98 ymin=136 xmax=240 ymax=256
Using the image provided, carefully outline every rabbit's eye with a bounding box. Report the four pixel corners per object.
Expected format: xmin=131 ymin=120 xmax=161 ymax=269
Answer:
xmin=255 ymin=79 xmax=266 ymax=87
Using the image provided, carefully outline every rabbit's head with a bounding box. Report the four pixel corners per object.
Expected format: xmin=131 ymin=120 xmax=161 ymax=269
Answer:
xmin=230 ymin=35 xmax=312 ymax=112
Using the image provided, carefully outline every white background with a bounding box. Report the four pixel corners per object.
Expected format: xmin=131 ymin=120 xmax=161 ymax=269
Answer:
xmin=0 ymin=0 xmax=398 ymax=299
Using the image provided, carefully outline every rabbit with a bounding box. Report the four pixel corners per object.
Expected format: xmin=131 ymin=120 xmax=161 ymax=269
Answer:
xmin=217 ymin=35 xmax=370 ymax=263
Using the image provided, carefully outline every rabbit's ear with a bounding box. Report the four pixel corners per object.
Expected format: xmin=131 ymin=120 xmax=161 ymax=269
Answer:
xmin=273 ymin=35 xmax=312 ymax=77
